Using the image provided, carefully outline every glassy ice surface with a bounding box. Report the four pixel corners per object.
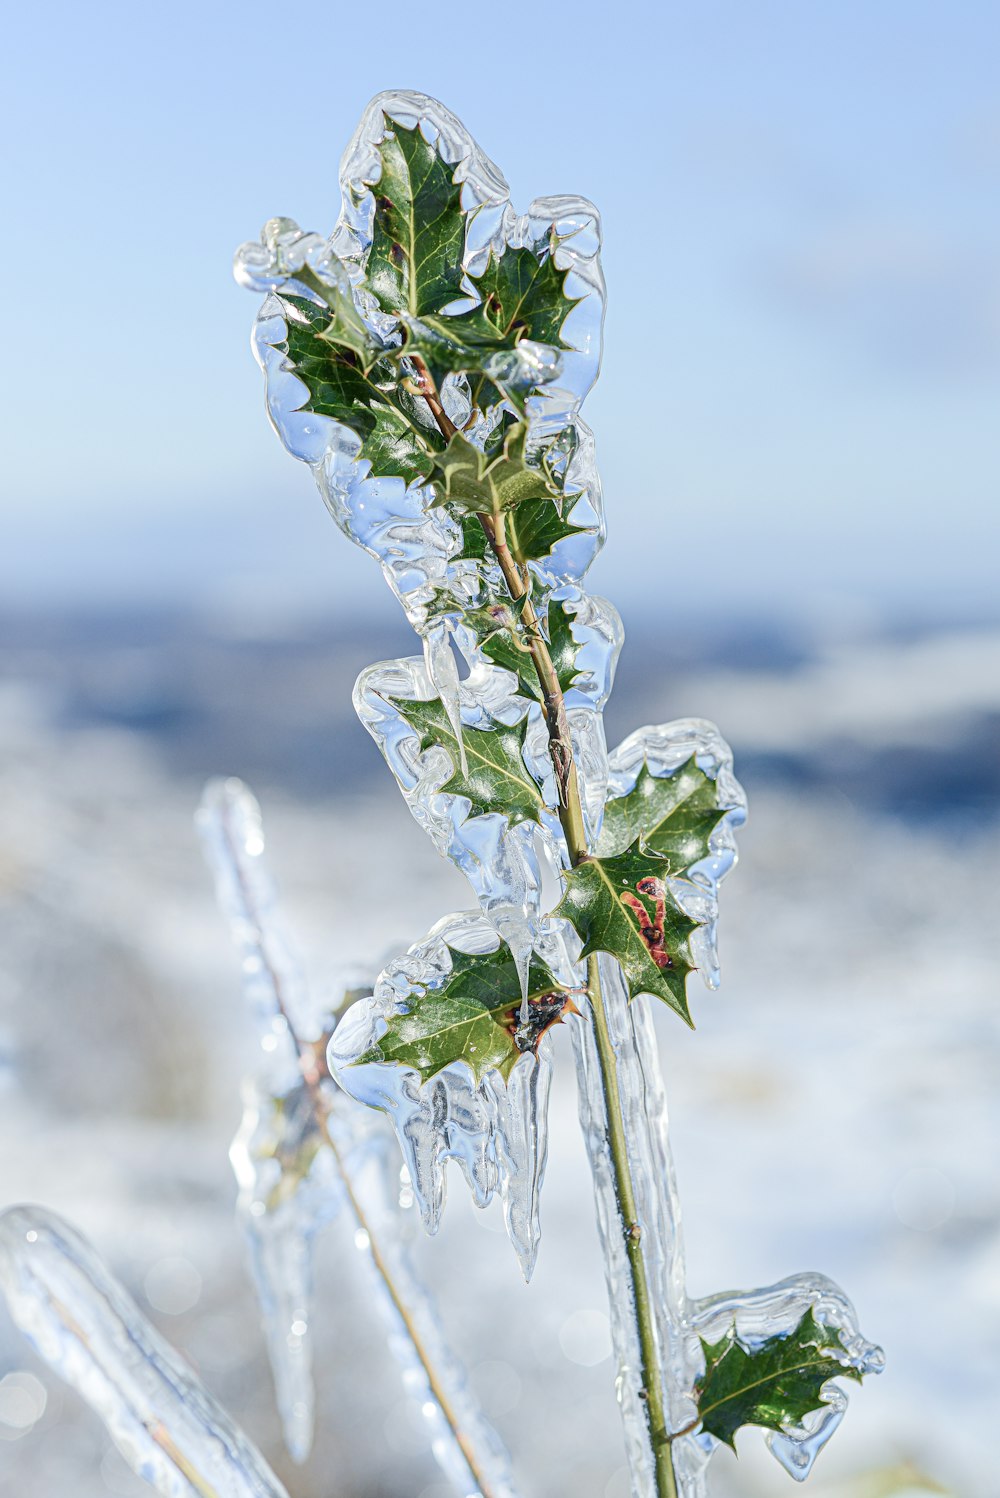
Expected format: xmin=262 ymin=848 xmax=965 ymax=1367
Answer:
xmin=199 ymin=777 xmax=343 ymax=1460
xmin=0 ymin=1205 xmax=290 ymax=1498
xmin=200 ymin=777 xmax=519 ymax=1496
xmin=329 ymin=911 xmax=564 ymax=1282
xmin=690 ymin=1274 xmax=885 ymax=1481
xmin=236 ymin=89 xmax=882 ymax=1497
xmin=602 ymin=718 xmax=749 ymax=988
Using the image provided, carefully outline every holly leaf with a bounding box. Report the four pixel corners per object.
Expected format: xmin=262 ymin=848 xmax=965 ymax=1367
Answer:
xmin=366 ymin=115 xmax=467 ymax=319
xmin=355 ymin=945 xmax=575 ymax=1084
xmin=423 ymin=423 xmax=561 ymax=515
xmin=598 ymin=758 xmax=728 ymax=872
xmin=457 ymin=512 xmax=491 ymax=564
xmin=280 ymin=296 xmax=436 ymax=484
xmin=387 ymin=694 xmax=545 ymax=825
xmin=506 ymin=496 xmax=588 ymax=565
xmin=471 ymin=243 xmax=580 ymax=349
xmin=695 ymin=1309 xmax=864 ymax=1450
xmin=307 ymin=273 xmax=385 ymax=373
xmin=401 ymin=240 xmax=580 ymax=410
xmin=400 ymin=304 xmax=507 ymax=388
xmin=554 ymin=843 xmax=700 ymax=1021
xmin=465 ymin=597 xmax=582 ymax=703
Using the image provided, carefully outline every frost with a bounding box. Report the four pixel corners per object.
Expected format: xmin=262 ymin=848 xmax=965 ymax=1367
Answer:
xmin=0 ymin=1205 xmax=289 ymax=1498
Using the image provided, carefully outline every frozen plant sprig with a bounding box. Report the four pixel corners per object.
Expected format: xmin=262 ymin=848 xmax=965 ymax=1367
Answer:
xmin=0 ymin=89 xmax=885 ymax=1498
xmin=230 ymin=89 xmax=885 ymax=1498
xmin=198 ymin=776 xmax=519 ymax=1498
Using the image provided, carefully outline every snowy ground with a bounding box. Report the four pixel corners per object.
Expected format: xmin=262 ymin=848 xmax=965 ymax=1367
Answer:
xmin=0 ymin=616 xmax=997 ymax=1498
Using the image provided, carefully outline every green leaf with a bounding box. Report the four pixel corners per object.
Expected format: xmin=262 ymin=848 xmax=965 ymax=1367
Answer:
xmin=387 ymin=694 xmax=546 ymax=825
xmin=299 ymin=269 xmax=384 ymax=373
xmin=355 ymin=945 xmax=576 ymax=1083
xmin=694 ymin=1308 xmax=863 ymax=1450
xmin=452 ymin=501 xmax=581 ymax=574
xmin=554 ymin=843 xmax=700 ymax=1021
xmin=400 ymin=304 xmax=507 ymax=389
xmin=366 ymin=116 xmax=467 ymax=319
xmin=457 ymin=512 xmax=491 ymax=564
xmin=424 ymin=424 xmax=560 ymax=515
xmin=401 ymin=242 xmax=581 ymax=410
xmin=280 ymin=295 xmax=435 ymax=484
xmin=464 ymin=596 xmax=582 ymax=703
xmin=598 ymin=758 xmax=728 ymax=872
xmin=506 ymin=496 xmax=588 ymax=565
xmin=471 ymin=242 xmax=580 ymax=349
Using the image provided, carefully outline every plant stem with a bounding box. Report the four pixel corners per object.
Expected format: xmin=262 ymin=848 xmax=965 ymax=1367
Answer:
xmin=220 ymin=812 xmax=502 ymax=1498
xmin=413 ymin=368 xmax=679 ymax=1498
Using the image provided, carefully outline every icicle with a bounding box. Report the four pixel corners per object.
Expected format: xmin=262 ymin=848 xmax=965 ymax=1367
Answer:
xmin=424 ymin=619 xmax=468 ymax=775
xmin=489 ymin=1050 xmax=552 ymax=1282
xmin=229 ymin=1079 xmax=348 ymax=1463
xmin=328 ymin=911 xmax=563 ymax=1270
xmin=0 ymin=1205 xmax=290 ymax=1498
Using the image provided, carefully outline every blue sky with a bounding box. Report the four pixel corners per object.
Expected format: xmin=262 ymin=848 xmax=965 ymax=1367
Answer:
xmin=3 ymin=0 xmax=998 ymax=628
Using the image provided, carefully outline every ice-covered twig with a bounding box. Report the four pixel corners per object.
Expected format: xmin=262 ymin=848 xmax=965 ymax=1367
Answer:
xmin=236 ymin=88 xmax=884 ymax=1498
xmin=199 ymin=777 xmax=520 ymax=1498
xmin=0 ymin=1204 xmax=290 ymax=1498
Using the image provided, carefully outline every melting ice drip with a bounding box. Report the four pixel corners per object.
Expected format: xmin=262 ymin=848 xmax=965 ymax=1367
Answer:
xmin=0 ymin=1204 xmax=291 ymax=1498
xmin=236 ymin=90 xmax=883 ymax=1497
xmin=198 ymin=778 xmax=519 ymax=1498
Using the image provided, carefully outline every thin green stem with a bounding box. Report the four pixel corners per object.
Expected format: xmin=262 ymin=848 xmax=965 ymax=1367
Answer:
xmin=413 ymin=366 xmax=679 ymax=1498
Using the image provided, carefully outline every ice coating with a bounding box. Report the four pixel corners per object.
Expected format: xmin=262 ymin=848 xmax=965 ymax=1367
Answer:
xmin=345 ymin=1145 xmax=521 ymax=1498
xmin=690 ymin=1274 xmax=885 ymax=1482
xmin=354 ymin=652 xmax=553 ymax=995
xmin=200 ymin=778 xmax=518 ymax=1495
xmin=328 ymin=911 xmax=566 ymax=1280
xmin=0 ymin=1205 xmax=290 ymax=1498
xmin=197 ymin=777 xmax=330 ymax=1084
xmin=571 ymin=956 xmax=709 ymax=1497
xmin=198 ymin=776 xmax=341 ymax=1459
xmin=602 ymin=718 xmax=749 ymax=988
xmin=237 ymin=91 xmax=882 ymax=1497
xmin=229 ymin=1079 xmax=346 ymax=1462
xmin=236 ymin=90 xmax=607 ymax=630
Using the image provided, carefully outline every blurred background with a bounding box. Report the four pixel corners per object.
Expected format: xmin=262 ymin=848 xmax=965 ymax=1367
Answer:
xmin=1 ymin=2 xmax=997 ymax=1495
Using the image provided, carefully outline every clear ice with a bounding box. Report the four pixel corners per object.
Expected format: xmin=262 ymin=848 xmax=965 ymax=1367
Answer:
xmin=328 ymin=911 xmax=563 ymax=1281
xmin=237 ymin=89 xmax=883 ymax=1496
xmin=199 ymin=777 xmax=519 ymax=1497
xmin=0 ymin=1204 xmax=290 ymax=1498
